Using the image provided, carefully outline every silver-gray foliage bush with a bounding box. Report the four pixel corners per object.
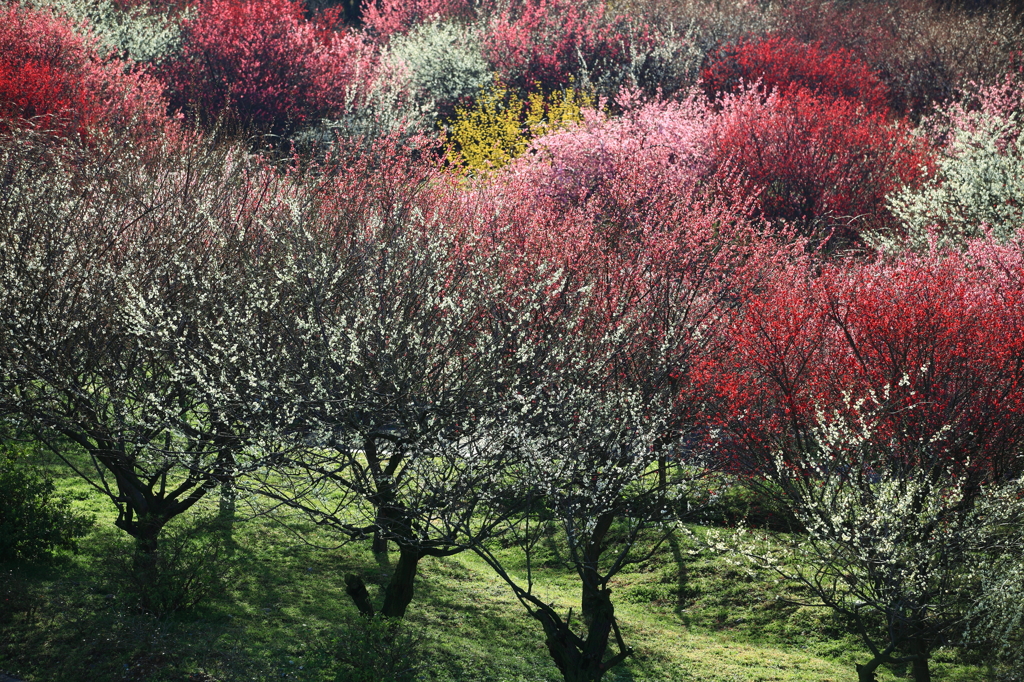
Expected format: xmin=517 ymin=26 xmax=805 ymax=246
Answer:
xmin=884 ymin=120 xmax=1024 ymax=251
xmin=589 ymin=23 xmax=705 ymax=99
xmin=876 ymin=79 xmax=1024 ymax=253
xmin=27 ymin=0 xmax=188 ymax=62
xmin=383 ymin=20 xmax=491 ymax=123
xmin=315 ymin=21 xmax=490 ymax=141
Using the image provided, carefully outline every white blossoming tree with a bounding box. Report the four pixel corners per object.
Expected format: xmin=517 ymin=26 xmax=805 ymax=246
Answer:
xmin=735 ymin=398 xmax=1024 ymax=682
xmin=246 ymin=145 xmax=540 ymax=620
xmin=876 ymin=76 xmax=1024 ymax=252
xmin=0 ymin=130 xmax=297 ymax=561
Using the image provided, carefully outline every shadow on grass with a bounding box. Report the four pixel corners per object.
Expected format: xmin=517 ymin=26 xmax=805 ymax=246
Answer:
xmin=0 ymin=517 xmax=377 ymax=682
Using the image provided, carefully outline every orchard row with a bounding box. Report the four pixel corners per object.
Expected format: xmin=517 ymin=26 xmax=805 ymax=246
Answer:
xmin=2 ymin=122 xmax=1023 ymax=680
xmin=2 ymin=1 xmax=1024 ymax=680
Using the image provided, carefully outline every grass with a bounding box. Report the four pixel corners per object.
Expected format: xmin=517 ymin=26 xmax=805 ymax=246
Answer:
xmin=0 ymin=452 xmax=995 ymax=682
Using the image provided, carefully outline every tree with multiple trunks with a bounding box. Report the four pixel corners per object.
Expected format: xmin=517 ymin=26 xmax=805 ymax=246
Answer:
xmin=0 ymin=130 xmax=298 ymax=569
xmin=3 ymin=0 xmax=1024 ymax=669
xmin=242 ymin=142 xmax=540 ymax=622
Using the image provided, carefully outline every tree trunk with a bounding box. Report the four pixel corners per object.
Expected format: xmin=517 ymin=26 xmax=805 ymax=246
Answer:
xmin=911 ymin=638 xmax=931 ymax=682
xmin=130 ymin=520 xmax=164 ymax=612
xmin=134 ymin=524 xmax=161 ymax=556
xmin=372 ymin=528 xmax=389 ymax=556
xmin=345 ymin=573 xmax=376 ymax=617
xmin=856 ymin=659 xmax=883 ymax=682
xmin=366 ymin=435 xmax=397 ymax=560
xmin=531 ymin=593 xmax=626 ymax=682
xmin=380 ymin=545 xmax=422 ymax=619
xmin=343 ymin=546 xmax=422 ymax=620
xmin=580 ymin=513 xmax=614 ymax=628
xmin=219 ymin=478 xmax=237 ymax=521
xmin=578 ymin=586 xmax=617 ymax=682
xmin=527 ymin=511 xmax=629 ymax=682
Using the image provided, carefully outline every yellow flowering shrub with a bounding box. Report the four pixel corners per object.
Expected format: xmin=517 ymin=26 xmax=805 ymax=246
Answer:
xmin=447 ymin=82 xmax=593 ymax=172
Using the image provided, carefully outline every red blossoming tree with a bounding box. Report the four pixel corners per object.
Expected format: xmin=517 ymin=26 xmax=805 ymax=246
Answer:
xmin=701 ymin=35 xmax=890 ymax=111
xmin=706 ymin=85 xmax=932 ymax=246
xmin=482 ymin=0 xmax=633 ymax=94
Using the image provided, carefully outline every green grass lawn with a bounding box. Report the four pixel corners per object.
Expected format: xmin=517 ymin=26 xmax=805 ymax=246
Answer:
xmin=0 ymin=455 xmax=995 ymax=682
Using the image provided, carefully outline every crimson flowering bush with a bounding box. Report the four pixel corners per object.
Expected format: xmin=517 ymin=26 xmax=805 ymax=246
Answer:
xmin=701 ymin=244 xmax=1024 ymax=680
xmin=481 ymin=0 xmax=634 ymax=94
xmin=703 ymin=247 xmax=1024 ymax=479
xmin=706 ymin=84 xmax=932 ymax=245
xmin=0 ymin=3 xmax=168 ymax=139
xmin=160 ymin=0 xmax=372 ymax=133
xmin=701 ymin=35 xmax=889 ymax=111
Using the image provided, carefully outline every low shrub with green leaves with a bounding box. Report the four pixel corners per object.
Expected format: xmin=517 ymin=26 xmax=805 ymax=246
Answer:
xmin=332 ymin=616 xmax=423 ymax=682
xmin=98 ymin=514 xmax=238 ymax=619
xmin=0 ymin=447 xmax=93 ymax=563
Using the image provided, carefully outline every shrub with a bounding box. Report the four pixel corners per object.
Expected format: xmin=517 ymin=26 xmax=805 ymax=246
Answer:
xmin=481 ymin=0 xmax=632 ymax=95
xmin=701 ymin=35 xmax=889 ymax=111
xmin=332 ymin=617 xmax=423 ymax=682
xmin=503 ymin=91 xmax=717 ymax=225
xmin=382 ymin=19 xmax=491 ymax=125
xmin=26 ymin=0 xmax=189 ymax=63
xmin=0 ymin=3 xmax=169 ymax=139
xmin=879 ymin=76 xmax=1024 ymax=251
xmin=775 ymin=0 xmax=1024 ymax=118
xmin=314 ymin=57 xmax=426 ymax=141
xmin=99 ymin=515 xmax=236 ymax=618
xmin=0 ymin=448 xmax=93 ymax=563
xmin=447 ymin=82 xmax=591 ymax=171
xmin=615 ymin=0 xmax=777 ymax=56
xmin=160 ymin=0 xmax=371 ymax=133
xmin=622 ymin=23 xmax=707 ymax=100
xmin=706 ymin=84 xmax=932 ymax=245
xmin=705 ymin=248 xmax=1024 ymax=481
